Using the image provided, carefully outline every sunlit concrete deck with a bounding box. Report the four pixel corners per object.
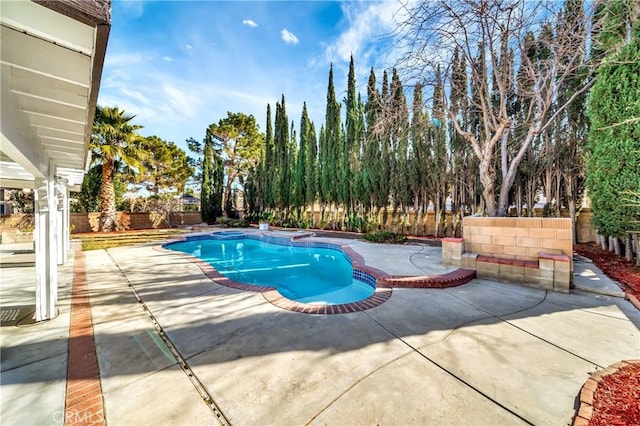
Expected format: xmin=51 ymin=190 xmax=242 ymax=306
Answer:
xmin=1 ymin=235 xmax=639 ymax=425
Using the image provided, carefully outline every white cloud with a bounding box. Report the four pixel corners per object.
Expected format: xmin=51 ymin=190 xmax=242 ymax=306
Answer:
xmin=324 ymin=2 xmax=402 ymax=65
xmin=120 ymin=88 xmax=150 ymax=105
xmin=185 ymin=44 xmax=193 ymax=50
xmin=163 ymin=84 xmax=204 ymax=118
xmin=243 ymin=19 xmax=258 ymax=28
xmin=281 ymin=28 xmax=299 ymax=45
xmin=162 ymin=56 xmax=174 ymax=62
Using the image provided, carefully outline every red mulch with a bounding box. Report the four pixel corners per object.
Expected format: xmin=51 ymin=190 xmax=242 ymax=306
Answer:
xmin=574 ymin=243 xmax=640 ymax=296
xmin=573 ymin=244 xmax=640 ymax=425
xmin=589 ymin=364 xmax=640 ymax=426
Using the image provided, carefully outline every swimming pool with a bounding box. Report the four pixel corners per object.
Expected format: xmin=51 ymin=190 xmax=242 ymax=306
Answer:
xmin=165 ymin=234 xmax=375 ymax=305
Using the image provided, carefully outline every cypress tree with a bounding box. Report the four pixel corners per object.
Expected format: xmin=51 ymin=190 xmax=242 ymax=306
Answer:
xmin=318 ymin=125 xmax=328 ymax=207
xmin=378 ymin=70 xmax=392 ymax=223
xmin=322 ymin=64 xmax=341 ymax=225
xmin=352 ymin=93 xmax=367 ymax=223
xmin=305 ymin=120 xmax=318 ymax=226
xmin=201 ymin=135 xmax=214 ymax=222
xmin=262 ymin=104 xmax=274 ymax=210
xmin=341 ymin=56 xmax=357 ymax=216
xmin=586 ymin=0 xmax=640 ymax=253
xmin=289 ymin=120 xmax=299 ymax=213
xmin=409 ymin=83 xmax=429 ymax=235
xmin=364 ymin=68 xmax=382 ymax=215
xmin=212 ymin=149 xmax=224 ymax=219
xmin=430 ymin=65 xmax=449 ymax=237
xmin=294 ymin=104 xmax=310 ymax=210
xmin=388 ymin=68 xmax=410 ymax=231
xmin=274 ymin=95 xmax=290 ymax=211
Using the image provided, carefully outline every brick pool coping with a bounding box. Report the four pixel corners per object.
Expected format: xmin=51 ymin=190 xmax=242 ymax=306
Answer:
xmin=572 ymin=359 xmax=640 ymax=425
xmin=157 ymin=232 xmax=476 ymax=314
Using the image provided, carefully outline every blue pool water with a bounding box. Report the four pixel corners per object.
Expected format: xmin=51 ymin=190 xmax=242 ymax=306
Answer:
xmin=165 ymin=236 xmax=375 ymax=305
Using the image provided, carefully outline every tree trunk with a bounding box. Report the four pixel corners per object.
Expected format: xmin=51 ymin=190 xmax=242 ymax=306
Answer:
xmin=99 ymin=159 xmax=117 ymax=232
xmin=625 ymin=234 xmax=633 ymax=262
xmin=612 ymin=237 xmax=621 ymax=256
xmin=599 ymin=234 xmax=608 ymax=251
xmin=568 ymin=198 xmax=577 ymax=244
xmin=479 ymin=155 xmax=499 ymax=216
xmin=413 ymin=198 xmax=420 ymax=236
xmin=633 ymin=233 xmax=640 ymax=267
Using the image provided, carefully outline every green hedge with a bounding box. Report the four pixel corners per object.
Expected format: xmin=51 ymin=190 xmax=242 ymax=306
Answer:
xmin=362 ymin=230 xmax=407 ymax=244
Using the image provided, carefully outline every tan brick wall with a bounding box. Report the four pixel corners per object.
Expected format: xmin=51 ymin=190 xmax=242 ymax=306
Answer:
xmin=462 ymin=217 xmax=573 ymax=262
xmin=0 ymin=214 xmax=34 ymax=231
xmin=70 ymin=212 xmax=203 ymax=233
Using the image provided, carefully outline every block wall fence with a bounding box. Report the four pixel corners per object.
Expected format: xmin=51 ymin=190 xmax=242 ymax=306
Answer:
xmin=69 ymin=212 xmax=203 ymax=233
xmin=1 ymin=208 xmax=597 ymax=241
xmin=306 ymin=208 xmax=596 ymax=243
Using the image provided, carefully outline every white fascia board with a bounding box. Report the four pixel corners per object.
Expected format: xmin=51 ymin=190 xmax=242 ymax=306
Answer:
xmin=0 ymin=0 xmax=95 ymax=56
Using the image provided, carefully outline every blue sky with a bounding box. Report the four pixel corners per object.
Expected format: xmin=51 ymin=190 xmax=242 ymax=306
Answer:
xmin=98 ymin=0 xmax=403 ymax=154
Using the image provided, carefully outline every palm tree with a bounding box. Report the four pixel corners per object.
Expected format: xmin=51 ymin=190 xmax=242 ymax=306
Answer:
xmin=91 ymin=106 xmax=145 ymax=232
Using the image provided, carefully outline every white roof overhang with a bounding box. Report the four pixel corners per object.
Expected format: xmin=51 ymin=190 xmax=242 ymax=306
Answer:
xmin=0 ymin=0 xmax=110 ymax=190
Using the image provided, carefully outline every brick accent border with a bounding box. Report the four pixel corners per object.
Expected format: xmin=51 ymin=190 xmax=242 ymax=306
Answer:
xmin=158 ymin=232 xmax=476 ymax=314
xmin=572 ymin=359 xmax=640 ymax=426
xmin=628 ymin=293 xmax=640 ymax=310
xmin=64 ymin=245 xmax=105 ymax=426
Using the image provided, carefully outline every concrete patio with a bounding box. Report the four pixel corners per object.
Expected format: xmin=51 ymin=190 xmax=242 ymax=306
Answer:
xmin=1 ymin=236 xmax=639 ymax=425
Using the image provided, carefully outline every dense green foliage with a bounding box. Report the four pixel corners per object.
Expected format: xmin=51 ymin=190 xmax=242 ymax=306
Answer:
xmin=586 ymin=0 xmax=640 ymax=237
xmin=206 ymin=112 xmax=263 ymax=216
xmin=136 ymin=136 xmax=193 ymax=195
xmin=363 ymin=231 xmax=407 ymax=244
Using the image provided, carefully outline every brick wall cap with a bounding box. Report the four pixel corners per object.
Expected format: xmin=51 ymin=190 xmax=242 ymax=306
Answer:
xmin=539 ymin=252 xmax=571 ymax=262
xmin=442 ymin=237 xmax=464 ymax=243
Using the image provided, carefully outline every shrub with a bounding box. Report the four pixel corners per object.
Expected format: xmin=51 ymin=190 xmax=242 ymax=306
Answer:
xmin=363 ymin=230 xmax=407 ymax=244
xmin=215 ymin=217 xmax=249 ymax=228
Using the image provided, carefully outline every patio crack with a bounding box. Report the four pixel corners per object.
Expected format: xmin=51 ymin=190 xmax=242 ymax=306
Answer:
xmin=443 ymin=286 xmax=606 ymax=369
xmin=306 ymin=307 xmax=535 ymax=426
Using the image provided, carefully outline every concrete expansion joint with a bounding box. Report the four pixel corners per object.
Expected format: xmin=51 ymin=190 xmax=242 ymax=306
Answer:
xmin=362 ymin=310 xmax=535 ymax=426
xmin=104 ymin=250 xmax=231 ymax=426
xmin=444 ymin=287 xmax=606 ymax=370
